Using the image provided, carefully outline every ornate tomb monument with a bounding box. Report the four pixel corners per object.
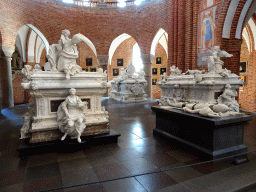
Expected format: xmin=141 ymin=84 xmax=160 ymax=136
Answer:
xmin=19 ymin=30 xmax=112 ymax=145
xmin=152 ymin=46 xmax=252 ymax=160
xmin=109 ymin=63 xmax=147 ymax=103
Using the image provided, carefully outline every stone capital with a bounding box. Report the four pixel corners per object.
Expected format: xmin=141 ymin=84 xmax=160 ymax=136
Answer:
xmin=97 ymin=55 xmax=109 ymax=66
xmin=141 ymin=54 xmax=155 ymax=64
xmin=1 ymin=46 xmax=15 ymax=58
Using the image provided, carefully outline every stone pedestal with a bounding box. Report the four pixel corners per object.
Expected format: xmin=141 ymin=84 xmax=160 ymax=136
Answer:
xmin=152 ymin=106 xmax=252 ymax=160
xmin=21 ymin=70 xmax=111 ymax=143
xmin=17 ymin=130 xmax=121 ymax=157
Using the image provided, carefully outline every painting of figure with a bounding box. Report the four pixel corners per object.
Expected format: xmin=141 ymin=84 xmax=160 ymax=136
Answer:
xmin=113 ymin=68 xmax=119 ymax=76
xmin=197 ymin=6 xmax=217 ymax=66
xmin=152 ymin=68 xmax=157 ymax=75
xmin=156 ymin=57 xmax=161 ymax=64
xmin=201 ymin=7 xmax=216 ymax=51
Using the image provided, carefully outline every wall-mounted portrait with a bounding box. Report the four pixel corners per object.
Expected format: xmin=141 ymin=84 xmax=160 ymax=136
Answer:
xmin=90 ymin=68 xmax=96 ymax=72
xmin=152 ymin=79 xmax=157 ymax=85
xmin=156 ymin=57 xmax=161 ymax=64
xmin=240 ymin=61 xmax=247 ymax=73
xmin=117 ymin=59 xmax=123 ymax=66
xmin=160 ymin=68 xmax=166 ymax=75
xmin=152 ymin=68 xmax=157 ymax=75
xmin=86 ymin=58 xmax=92 ymax=66
xmin=113 ymin=68 xmax=119 ymax=76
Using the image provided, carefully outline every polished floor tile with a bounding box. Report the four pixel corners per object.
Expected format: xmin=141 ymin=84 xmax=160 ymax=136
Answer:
xmin=61 ymin=168 xmax=99 ymax=187
xmin=93 ymin=162 xmax=132 ymax=180
xmin=121 ymin=157 xmax=159 ymax=175
xmin=64 ymin=184 xmax=106 ymax=192
xmin=23 ymin=175 xmax=63 ymax=192
xmin=0 ymin=169 xmax=26 ymax=187
xmin=59 ymin=157 xmax=92 ymax=174
xmin=25 ymin=162 xmax=61 ymax=181
xmin=135 ymin=172 xmax=177 ymax=191
xmin=102 ymin=177 xmax=147 ymax=192
xmin=0 ymin=183 xmax=24 ymax=192
xmin=165 ymin=164 xmax=204 ymax=183
xmin=145 ymin=152 xmax=180 ymax=168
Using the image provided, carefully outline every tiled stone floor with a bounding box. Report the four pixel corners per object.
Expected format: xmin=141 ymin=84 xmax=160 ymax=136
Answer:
xmin=0 ymin=98 xmax=256 ymax=192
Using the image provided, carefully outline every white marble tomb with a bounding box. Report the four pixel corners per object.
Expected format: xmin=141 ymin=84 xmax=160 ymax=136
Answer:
xmin=20 ymin=29 xmax=110 ymax=143
xmin=109 ymin=63 xmax=147 ymax=103
xmin=157 ymin=46 xmax=244 ymax=117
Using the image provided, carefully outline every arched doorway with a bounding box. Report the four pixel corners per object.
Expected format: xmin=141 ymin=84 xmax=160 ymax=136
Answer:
xmin=150 ymin=29 xmax=168 ymax=99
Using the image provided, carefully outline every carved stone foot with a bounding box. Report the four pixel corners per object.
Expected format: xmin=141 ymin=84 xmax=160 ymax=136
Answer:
xmin=61 ymin=133 xmax=68 ymax=141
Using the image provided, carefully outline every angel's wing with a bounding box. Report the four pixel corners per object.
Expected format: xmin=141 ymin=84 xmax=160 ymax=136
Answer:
xmin=46 ymin=44 xmax=58 ymax=69
xmin=70 ymin=34 xmax=84 ymax=45
xmin=219 ymin=50 xmax=233 ymax=58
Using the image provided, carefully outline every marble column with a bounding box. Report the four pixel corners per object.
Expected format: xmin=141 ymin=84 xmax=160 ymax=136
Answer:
xmin=1 ymin=46 xmax=15 ymax=108
xmin=141 ymin=54 xmax=154 ymax=99
xmin=97 ymin=55 xmax=109 ymax=97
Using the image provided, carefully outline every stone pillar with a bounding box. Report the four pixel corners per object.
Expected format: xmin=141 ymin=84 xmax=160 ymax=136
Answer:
xmin=141 ymin=54 xmax=154 ymax=99
xmin=97 ymin=55 xmax=109 ymax=97
xmin=97 ymin=55 xmax=108 ymax=71
xmin=1 ymin=46 xmax=15 ymax=108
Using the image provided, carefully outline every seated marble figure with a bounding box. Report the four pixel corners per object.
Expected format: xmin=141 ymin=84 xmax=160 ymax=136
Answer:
xmin=46 ymin=29 xmax=84 ymax=79
xmin=57 ymin=88 xmax=88 ymax=143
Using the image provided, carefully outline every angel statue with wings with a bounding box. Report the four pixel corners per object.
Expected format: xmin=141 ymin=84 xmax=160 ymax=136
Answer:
xmin=207 ymin=46 xmax=232 ymax=77
xmin=46 ymin=29 xmax=84 ymax=79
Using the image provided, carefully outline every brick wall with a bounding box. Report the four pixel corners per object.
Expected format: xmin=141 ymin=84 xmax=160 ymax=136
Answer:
xmin=0 ymin=0 xmax=168 ymax=54
xmin=239 ymin=37 xmax=256 ymax=111
xmin=77 ymin=41 xmax=99 ymax=71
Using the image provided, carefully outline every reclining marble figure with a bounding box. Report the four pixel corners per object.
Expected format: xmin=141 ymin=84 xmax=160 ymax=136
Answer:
xmin=166 ymin=84 xmax=241 ymax=118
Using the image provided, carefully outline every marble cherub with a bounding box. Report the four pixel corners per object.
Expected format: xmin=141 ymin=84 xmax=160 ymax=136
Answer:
xmin=207 ymin=46 xmax=232 ymax=77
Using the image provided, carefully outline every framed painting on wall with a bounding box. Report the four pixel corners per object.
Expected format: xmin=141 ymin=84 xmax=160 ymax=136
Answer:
xmin=86 ymin=58 xmax=92 ymax=66
xmin=160 ymin=68 xmax=166 ymax=75
xmin=90 ymin=68 xmax=96 ymax=72
xmin=152 ymin=68 xmax=157 ymax=75
xmin=117 ymin=59 xmax=123 ymax=66
xmin=240 ymin=61 xmax=247 ymax=73
xmin=156 ymin=57 xmax=161 ymax=64
xmin=113 ymin=68 xmax=119 ymax=76
xmin=152 ymin=79 xmax=157 ymax=85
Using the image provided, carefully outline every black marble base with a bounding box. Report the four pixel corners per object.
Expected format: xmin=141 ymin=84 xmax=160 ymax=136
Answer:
xmin=17 ymin=130 xmax=121 ymax=157
xmin=151 ymin=106 xmax=253 ymax=160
